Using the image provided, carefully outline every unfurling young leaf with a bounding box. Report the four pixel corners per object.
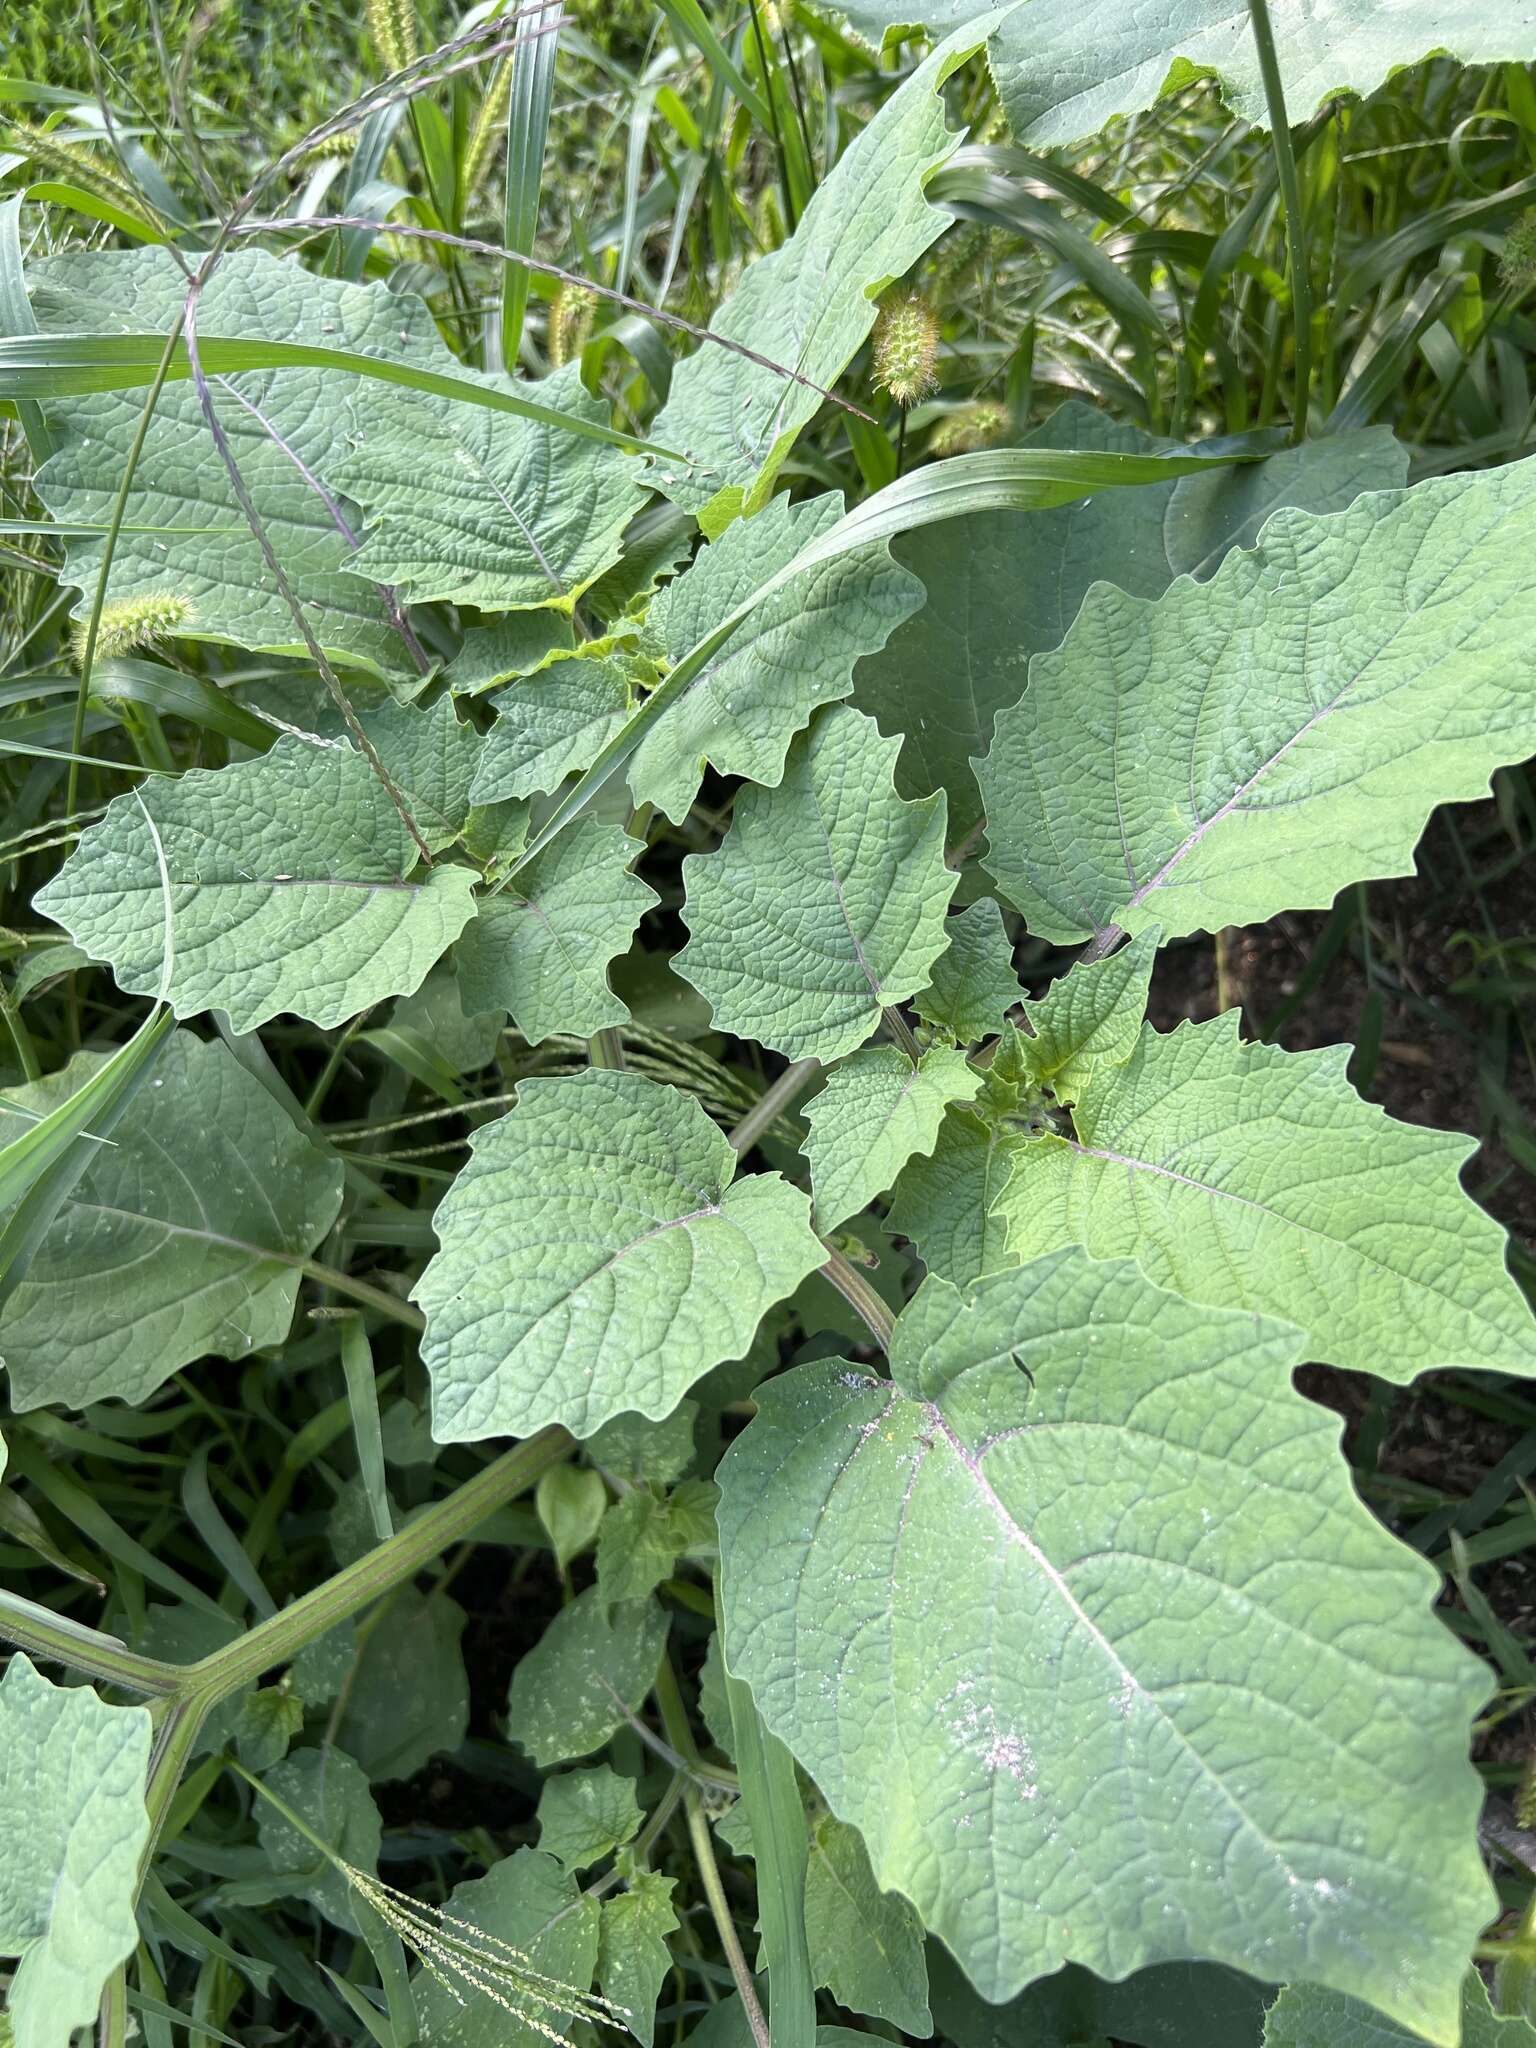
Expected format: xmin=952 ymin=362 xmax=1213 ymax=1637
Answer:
xmin=913 ymin=897 xmax=1023 ymax=1044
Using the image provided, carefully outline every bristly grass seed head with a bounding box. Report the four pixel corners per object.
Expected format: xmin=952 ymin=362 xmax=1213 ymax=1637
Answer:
xmin=872 ymin=290 xmax=940 ymax=407
xmin=928 ymin=400 xmax=1008 ymax=455
xmin=74 ymin=594 xmax=193 ymax=666
xmin=1501 ymin=209 xmax=1536 ymax=292
xmin=365 ymin=0 xmax=419 ymax=73
xmin=549 ymin=284 xmax=597 ymax=367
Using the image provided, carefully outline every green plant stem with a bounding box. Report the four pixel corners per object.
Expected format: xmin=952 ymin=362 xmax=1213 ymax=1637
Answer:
xmin=882 ymin=1004 xmax=922 ymax=1059
xmin=1246 ymin=0 xmax=1313 ymax=440
xmin=66 ymin=317 xmax=185 ymax=820
xmin=0 ymin=1594 xmax=183 ymax=1695
xmin=178 ymin=1426 xmax=571 ymax=1704
xmin=819 ymin=1242 xmax=894 ymax=1348
xmin=727 ymin=1058 xmax=820 ymax=1156
xmin=655 ymin=1657 xmax=770 ymax=2048
xmin=590 ymin=1026 xmax=627 ymax=1070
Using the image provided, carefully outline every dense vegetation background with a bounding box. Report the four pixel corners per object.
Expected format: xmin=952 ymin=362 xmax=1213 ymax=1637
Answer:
xmin=4 ymin=1 xmax=1536 ymax=2042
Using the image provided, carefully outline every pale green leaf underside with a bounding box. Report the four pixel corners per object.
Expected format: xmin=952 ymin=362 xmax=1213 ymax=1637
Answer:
xmin=980 ymin=457 xmax=1536 ymax=943
xmin=632 ymin=492 xmax=922 ymax=823
xmin=0 ymin=1031 xmax=343 ymax=1412
xmin=644 ymin=22 xmax=995 ymax=522
xmin=805 ymin=1043 xmax=978 ymax=1231
xmin=414 ymin=1070 xmax=823 ymax=1441
xmin=338 ymin=361 xmax=645 ymax=612
xmin=35 ymin=737 xmax=479 ymax=1031
xmin=851 ymin=407 xmax=1404 ymax=838
xmin=1014 ymin=929 xmax=1157 ymax=1103
xmin=1263 ymin=1972 xmax=1536 ymax=2048
xmin=995 ymin=1014 xmax=1536 ymax=1382
xmin=28 ymin=247 xmax=437 ymax=673
xmin=829 ymin=0 xmax=1536 ymax=145
xmin=471 ymin=656 xmax=633 ymax=804
xmin=0 ymin=1655 xmax=152 ymax=2048
xmin=913 ymin=898 xmax=1022 ymax=1045
xmin=717 ymin=1248 xmax=1492 ymax=2038
xmin=456 ymin=820 xmax=655 ymax=1046
xmin=677 ymin=706 xmax=954 ymax=1062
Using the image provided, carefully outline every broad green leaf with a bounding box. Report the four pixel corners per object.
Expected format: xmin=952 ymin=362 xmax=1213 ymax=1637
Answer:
xmin=980 ymin=458 xmax=1536 ymax=944
xmin=644 ymin=22 xmax=996 ymax=525
xmin=455 ymin=820 xmax=656 ymax=1046
xmin=310 ymin=694 xmax=485 ymax=854
xmin=337 ymin=362 xmax=646 ymax=612
xmin=996 ymin=1014 xmax=1536 ymax=1383
xmin=1012 ymin=929 xmax=1158 ymax=1104
xmin=929 ymin=1943 xmax=1271 ymax=2048
xmin=390 ymin=962 xmax=504 ymax=1072
xmin=599 ymin=1868 xmax=679 ymax=2048
xmin=0 ymin=1655 xmax=151 ymax=2048
xmin=35 ymin=738 xmax=480 ymax=1031
xmin=887 ymin=1103 xmax=1024 ymax=1283
xmin=716 ymin=1248 xmax=1493 ymax=2037
xmin=446 ymin=612 xmax=575 ymax=693
xmin=415 ymin=1070 xmax=822 ymax=1440
xmin=828 ymin=1 xmax=1536 ymax=145
xmin=0 ymin=1031 xmax=343 ymax=1411
xmin=630 ymin=493 xmax=922 ymax=824
xmin=253 ymin=1748 xmax=382 ymax=1936
xmin=234 ymin=1689 xmax=306 ymax=1774
xmin=914 ymin=899 xmax=1022 ymax=1044
xmin=595 ymin=1479 xmax=719 ymax=1606
xmin=27 ymin=247 xmax=438 ymax=673
xmin=332 ymin=1587 xmax=469 ymax=1782
xmin=411 ymin=1848 xmax=601 ymax=2048
xmin=805 ymin=1043 xmax=979 ymax=1231
xmin=677 ymin=706 xmax=954 ymax=1062
xmin=507 ymin=1588 xmax=670 ymax=1766
xmin=1263 ymin=1972 xmax=1536 ymax=2048
xmin=537 ymin=1768 xmax=644 ymax=1873
xmin=503 ymin=446 xmax=1251 ymax=888
xmin=806 ymin=1816 xmax=931 ymax=2033
xmin=852 ymin=410 xmax=1405 ymax=838
xmin=470 ymin=656 xmax=634 ymax=804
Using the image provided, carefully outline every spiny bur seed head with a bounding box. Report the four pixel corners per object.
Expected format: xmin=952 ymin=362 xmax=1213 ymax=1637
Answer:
xmin=74 ymin=593 xmax=193 ymax=665
xmin=872 ymin=291 xmax=940 ymax=408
